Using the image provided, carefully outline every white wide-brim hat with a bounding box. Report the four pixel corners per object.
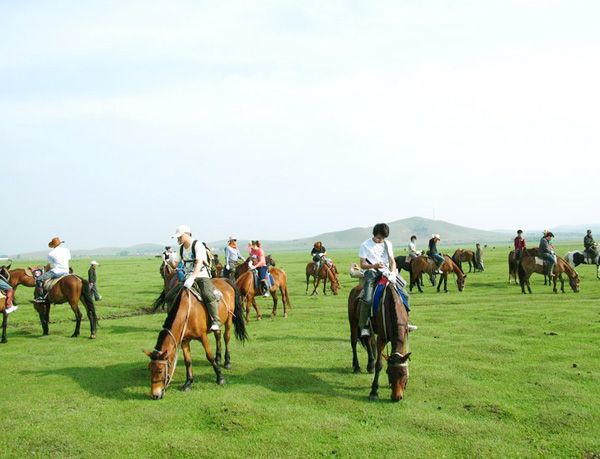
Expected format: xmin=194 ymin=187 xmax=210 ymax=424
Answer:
xmin=173 ymin=225 xmax=192 ymax=238
xmin=91 ymin=260 xmax=99 ymax=266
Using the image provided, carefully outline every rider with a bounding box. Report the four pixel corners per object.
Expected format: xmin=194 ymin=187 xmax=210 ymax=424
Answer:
xmin=428 ymin=234 xmax=444 ymax=274
xmin=311 ymin=241 xmax=327 ymax=276
xmin=224 ymin=236 xmax=243 ymax=279
xmin=0 ymin=267 xmax=16 ymax=314
xmin=161 ymin=246 xmax=174 ymax=264
xmin=514 ymin=229 xmax=526 ymax=265
xmin=584 ymin=230 xmax=597 ymax=263
xmin=249 ymin=240 xmax=271 ymax=297
xmin=34 ymin=237 xmax=71 ymax=302
xmin=538 ymin=231 xmax=557 ymax=278
xmin=172 ymin=225 xmax=220 ymax=331
xmin=357 ymin=223 xmax=397 ymax=337
xmin=407 ymin=235 xmax=421 ymax=263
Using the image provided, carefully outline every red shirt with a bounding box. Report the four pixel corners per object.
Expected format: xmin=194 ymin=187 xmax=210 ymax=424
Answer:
xmin=514 ymin=237 xmax=526 ymax=251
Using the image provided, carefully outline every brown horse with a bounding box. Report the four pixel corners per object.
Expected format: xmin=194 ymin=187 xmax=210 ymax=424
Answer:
xmin=145 ymin=278 xmax=248 ymax=399
xmin=452 ymin=249 xmax=476 ymax=273
xmin=236 ymin=267 xmax=291 ymax=322
xmin=348 ymin=283 xmax=411 ymax=402
xmin=518 ymin=251 xmax=580 ymax=294
xmin=234 ymin=255 xmax=276 ymax=279
xmin=0 ymin=265 xmax=13 ymax=343
xmin=33 ymin=274 xmax=98 ymax=338
xmin=347 ymin=285 xmax=376 ymax=374
xmin=411 ymin=255 xmax=466 ymax=293
xmin=305 ymin=261 xmax=340 ymax=296
xmin=4 ymin=267 xmax=37 ymax=304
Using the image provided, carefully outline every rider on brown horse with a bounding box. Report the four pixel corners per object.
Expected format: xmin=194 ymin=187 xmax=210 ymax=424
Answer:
xmin=34 ymin=237 xmax=71 ymax=302
xmin=357 ymin=223 xmax=417 ymax=338
xmin=514 ymin=229 xmax=526 ymax=266
xmin=538 ymin=231 xmax=557 ymax=278
xmin=172 ymin=225 xmax=220 ymax=332
xmin=223 ymin=236 xmax=243 ymax=280
xmin=407 ymin=235 xmax=421 ymax=263
xmin=428 ymin=234 xmax=444 ymax=274
xmin=311 ymin=241 xmax=327 ymax=276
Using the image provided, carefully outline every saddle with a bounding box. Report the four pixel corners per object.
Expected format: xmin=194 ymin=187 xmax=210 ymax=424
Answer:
xmin=371 ymin=276 xmax=411 ymax=316
xmin=43 ymin=274 xmax=72 ymax=292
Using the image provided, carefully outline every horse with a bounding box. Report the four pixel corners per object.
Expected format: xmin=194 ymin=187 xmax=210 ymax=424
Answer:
xmin=235 ymin=267 xmax=291 ymax=322
xmin=305 ymin=261 xmax=339 ymax=295
xmin=347 ymin=285 xmax=376 ymax=374
xmin=4 ymin=267 xmax=37 ymax=304
xmin=410 ymin=255 xmax=466 ymax=293
xmin=145 ymin=278 xmax=248 ymax=399
xmin=564 ymin=250 xmax=600 ymax=279
xmin=348 ymin=283 xmax=411 ymax=402
xmin=518 ymin=251 xmax=580 ymax=294
xmin=394 ymin=256 xmax=434 ymax=288
xmin=0 ymin=265 xmax=13 ymax=343
xmin=452 ymin=249 xmax=476 ymax=273
xmin=234 ymin=254 xmax=276 ymax=279
xmin=32 ymin=273 xmax=98 ymax=338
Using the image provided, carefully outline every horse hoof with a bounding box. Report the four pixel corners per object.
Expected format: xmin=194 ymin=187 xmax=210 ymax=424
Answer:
xmin=89 ymin=335 xmax=96 ymax=340
xmin=0 ymin=339 xmax=7 ymax=344
xmin=353 ymin=367 xmax=361 ymax=374
xmin=369 ymin=394 xmax=378 ymax=402
xmin=71 ymin=334 xmax=79 ymax=338
xmin=217 ymin=377 xmax=225 ymax=386
xmin=283 ymin=313 xmax=288 ymax=319
xmin=257 ymin=316 xmax=262 ymax=321
xmin=181 ymin=384 xmax=192 ymax=392
xmin=224 ymin=362 xmax=231 ymax=370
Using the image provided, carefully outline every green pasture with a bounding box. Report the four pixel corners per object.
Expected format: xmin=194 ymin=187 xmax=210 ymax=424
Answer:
xmin=1 ymin=244 xmax=599 ymax=458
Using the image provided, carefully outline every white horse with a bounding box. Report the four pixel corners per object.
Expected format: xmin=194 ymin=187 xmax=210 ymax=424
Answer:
xmin=564 ymin=250 xmax=600 ymax=279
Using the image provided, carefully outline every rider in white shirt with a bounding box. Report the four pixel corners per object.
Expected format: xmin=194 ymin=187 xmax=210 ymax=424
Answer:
xmin=35 ymin=237 xmax=71 ymax=301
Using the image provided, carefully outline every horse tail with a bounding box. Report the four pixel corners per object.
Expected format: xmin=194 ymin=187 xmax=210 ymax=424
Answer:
xmin=225 ymin=279 xmax=248 ymax=342
xmin=79 ymin=278 xmax=98 ymax=325
xmin=152 ymin=290 xmax=166 ymax=312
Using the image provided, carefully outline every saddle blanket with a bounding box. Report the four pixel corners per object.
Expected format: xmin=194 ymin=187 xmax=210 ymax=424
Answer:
xmin=534 ymin=257 xmax=545 ymax=266
xmin=372 ymin=278 xmax=410 ymax=315
xmin=43 ymin=274 xmax=75 ymax=291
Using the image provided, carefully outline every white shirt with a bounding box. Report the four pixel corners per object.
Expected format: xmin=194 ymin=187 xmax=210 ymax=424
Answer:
xmin=408 ymin=241 xmax=420 ymax=258
xmin=48 ymin=246 xmax=71 ymax=275
xmin=173 ymin=241 xmax=210 ymax=278
xmin=225 ymin=245 xmax=242 ymax=264
xmin=359 ymin=238 xmax=394 ymax=270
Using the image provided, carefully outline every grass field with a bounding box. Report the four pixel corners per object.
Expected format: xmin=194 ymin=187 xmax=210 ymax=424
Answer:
xmin=1 ymin=244 xmax=599 ymax=458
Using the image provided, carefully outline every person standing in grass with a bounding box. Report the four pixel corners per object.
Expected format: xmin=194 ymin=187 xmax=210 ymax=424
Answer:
xmin=88 ymin=261 xmax=102 ymax=301
xmin=475 ymin=243 xmax=484 ymax=271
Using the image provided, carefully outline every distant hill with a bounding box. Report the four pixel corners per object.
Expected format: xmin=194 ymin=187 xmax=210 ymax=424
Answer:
xmin=9 ymin=217 xmax=592 ymax=260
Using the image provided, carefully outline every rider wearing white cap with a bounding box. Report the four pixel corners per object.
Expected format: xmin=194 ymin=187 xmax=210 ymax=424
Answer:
xmin=224 ymin=236 xmax=243 ymax=281
xmin=172 ymin=225 xmax=220 ymax=331
xmin=88 ymin=260 xmax=102 ymax=301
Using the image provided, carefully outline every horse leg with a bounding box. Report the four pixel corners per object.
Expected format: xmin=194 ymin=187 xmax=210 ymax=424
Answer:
xmin=214 ymin=330 xmax=222 ymax=366
xmin=366 ymin=336 xmax=375 ymax=374
xmin=369 ymin=338 xmax=386 ymax=401
xmin=437 ymin=274 xmax=443 ymax=292
xmin=42 ymin=302 xmax=51 ymax=335
xmin=559 ymin=274 xmax=565 ymax=293
xmin=271 ymin=290 xmax=278 ymax=317
xmin=244 ymin=295 xmax=251 ymax=324
xmin=1 ymin=312 xmax=7 ymax=344
xmin=199 ymin=333 xmax=224 ymax=385
xmin=36 ymin=303 xmax=49 ymax=336
xmin=280 ymin=286 xmax=288 ymax=319
xmin=223 ymin=321 xmax=232 ymax=370
xmin=70 ymin=301 xmax=83 ymax=338
xmin=305 ymin=272 xmax=310 ymax=294
xmin=323 ymin=276 xmax=327 ymax=296
xmin=351 ymin=335 xmax=361 ymax=373
xmin=444 ymin=274 xmax=448 ymax=292
xmin=181 ymin=340 xmax=194 ymax=391
xmin=252 ymin=296 xmax=262 ymax=320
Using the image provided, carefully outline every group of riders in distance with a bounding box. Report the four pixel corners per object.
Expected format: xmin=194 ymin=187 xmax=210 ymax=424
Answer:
xmin=0 ymin=223 xmax=597 ymax=401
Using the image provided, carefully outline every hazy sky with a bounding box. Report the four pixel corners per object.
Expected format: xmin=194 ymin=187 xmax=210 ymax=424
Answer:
xmin=2 ymin=1 xmax=599 ymax=253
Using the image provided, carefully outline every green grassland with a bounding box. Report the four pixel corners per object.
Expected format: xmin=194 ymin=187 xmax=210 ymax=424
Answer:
xmin=1 ymin=244 xmax=599 ymax=458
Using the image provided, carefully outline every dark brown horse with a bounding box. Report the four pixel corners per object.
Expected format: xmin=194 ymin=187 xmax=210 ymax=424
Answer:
xmin=518 ymin=251 xmax=580 ymax=294
xmin=452 ymin=249 xmax=475 ymax=273
xmin=348 ymin=283 xmax=411 ymax=402
xmin=145 ymin=278 xmax=248 ymax=399
xmin=236 ymin=267 xmax=291 ymax=322
xmin=411 ymin=255 xmax=466 ymax=292
xmin=32 ymin=274 xmax=98 ymax=338
xmin=348 ymin=285 xmax=376 ymax=374
xmin=305 ymin=261 xmax=340 ymax=295
xmin=394 ymin=256 xmax=434 ymax=288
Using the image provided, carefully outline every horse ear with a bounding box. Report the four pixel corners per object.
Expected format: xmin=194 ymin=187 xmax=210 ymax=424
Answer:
xmin=464 ymin=274 xmax=468 ymax=278
xmin=143 ymin=349 xmax=153 ymax=357
xmin=400 ymin=352 xmax=411 ymax=363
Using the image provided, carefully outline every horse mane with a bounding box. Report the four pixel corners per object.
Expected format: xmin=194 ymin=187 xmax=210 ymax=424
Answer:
xmin=154 ymin=284 xmax=185 ymax=350
xmin=386 ymin=285 xmax=407 ymax=346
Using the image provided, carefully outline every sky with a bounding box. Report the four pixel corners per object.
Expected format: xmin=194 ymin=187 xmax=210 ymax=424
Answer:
xmin=1 ymin=1 xmax=599 ymax=254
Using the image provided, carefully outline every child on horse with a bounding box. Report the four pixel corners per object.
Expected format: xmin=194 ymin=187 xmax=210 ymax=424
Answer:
xmin=34 ymin=237 xmax=71 ymax=302
xmin=311 ymin=241 xmax=327 ymax=276
xmin=172 ymin=225 xmax=220 ymax=331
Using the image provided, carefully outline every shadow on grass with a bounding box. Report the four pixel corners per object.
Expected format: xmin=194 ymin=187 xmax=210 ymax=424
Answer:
xmin=20 ymin=362 xmax=148 ymax=400
xmin=255 ymin=335 xmax=346 ymax=344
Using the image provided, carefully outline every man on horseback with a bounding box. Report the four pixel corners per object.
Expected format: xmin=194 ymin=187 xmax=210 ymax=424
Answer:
xmin=224 ymin=237 xmax=243 ymax=280
xmin=0 ymin=266 xmax=17 ymax=314
xmin=407 ymin=235 xmax=421 ymax=263
xmin=34 ymin=237 xmax=71 ymax=302
xmin=514 ymin=229 xmax=526 ymax=265
xmin=172 ymin=225 xmax=220 ymax=332
xmin=428 ymin=234 xmax=444 ymax=274
xmin=311 ymin=241 xmax=327 ymax=277
xmin=538 ymin=231 xmax=557 ymax=278
xmin=584 ymin=230 xmax=598 ymax=264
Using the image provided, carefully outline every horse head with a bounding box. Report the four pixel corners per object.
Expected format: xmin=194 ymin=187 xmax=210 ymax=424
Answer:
xmin=569 ymin=274 xmax=581 ymax=293
xmin=144 ymin=349 xmax=171 ymax=400
xmin=386 ymin=352 xmax=411 ymax=402
xmin=266 ymin=255 xmax=276 ymax=267
xmin=457 ymin=274 xmax=466 ymax=291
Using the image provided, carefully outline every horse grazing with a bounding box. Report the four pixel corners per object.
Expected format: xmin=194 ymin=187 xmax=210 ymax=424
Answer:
xmin=145 ymin=278 xmax=248 ymax=399
xmin=452 ymin=249 xmax=476 ymax=273
xmin=236 ymin=267 xmax=291 ymax=322
xmin=305 ymin=261 xmax=340 ymax=296
xmin=410 ymin=255 xmax=466 ymax=293
xmin=565 ymin=250 xmax=600 ymax=279
xmin=348 ymin=283 xmax=411 ymax=402
xmin=518 ymin=252 xmax=580 ymax=294
xmin=347 ymin=285 xmax=376 ymax=374
xmin=33 ymin=274 xmax=98 ymax=338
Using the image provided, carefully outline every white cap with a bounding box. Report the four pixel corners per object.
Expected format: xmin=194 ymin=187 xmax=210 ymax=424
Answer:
xmin=228 ymin=236 xmax=237 ymax=242
xmin=91 ymin=260 xmax=99 ymax=265
xmin=173 ymin=225 xmax=192 ymax=238
xmin=433 ymin=234 xmax=441 ymax=239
